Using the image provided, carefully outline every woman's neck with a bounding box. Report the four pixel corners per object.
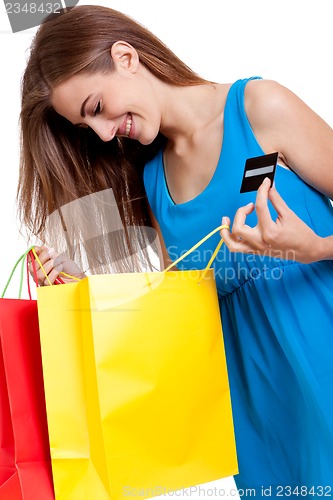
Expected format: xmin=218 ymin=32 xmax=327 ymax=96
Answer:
xmin=157 ymin=82 xmax=230 ymax=160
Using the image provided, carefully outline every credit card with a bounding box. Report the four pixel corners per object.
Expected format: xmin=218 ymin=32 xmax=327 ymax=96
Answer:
xmin=240 ymin=152 xmax=278 ymax=193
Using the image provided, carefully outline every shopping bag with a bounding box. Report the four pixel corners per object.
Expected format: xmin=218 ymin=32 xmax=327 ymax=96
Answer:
xmin=36 ymin=225 xmax=238 ymax=500
xmin=0 ymin=250 xmax=54 ymax=499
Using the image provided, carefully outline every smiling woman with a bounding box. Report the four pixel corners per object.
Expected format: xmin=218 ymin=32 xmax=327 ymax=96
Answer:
xmin=17 ymin=2 xmax=333 ymax=497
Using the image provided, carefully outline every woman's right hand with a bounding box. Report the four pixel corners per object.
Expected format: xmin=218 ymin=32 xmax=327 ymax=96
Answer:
xmin=29 ymin=246 xmax=86 ymax=286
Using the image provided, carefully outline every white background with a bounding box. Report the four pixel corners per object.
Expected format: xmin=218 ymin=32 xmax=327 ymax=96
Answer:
xmin=0 ymin=0 xmax=333 ymax=495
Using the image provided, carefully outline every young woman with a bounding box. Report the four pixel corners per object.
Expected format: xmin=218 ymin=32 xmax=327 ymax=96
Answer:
xmin=19 ymin=5 xmax=333 ymax=496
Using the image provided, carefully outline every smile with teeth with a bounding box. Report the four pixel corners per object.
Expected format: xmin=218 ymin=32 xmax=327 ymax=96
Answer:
xmin=125 ymin=114 xmax=132 ymax=137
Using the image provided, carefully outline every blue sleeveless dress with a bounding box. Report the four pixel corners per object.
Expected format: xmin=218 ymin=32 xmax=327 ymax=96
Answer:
xmin=143 ymin=77 xmax=333 ymax=496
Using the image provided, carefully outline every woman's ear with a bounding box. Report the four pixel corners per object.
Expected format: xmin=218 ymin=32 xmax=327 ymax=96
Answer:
xmin=110 ymin=41 xmax=139 ymax=74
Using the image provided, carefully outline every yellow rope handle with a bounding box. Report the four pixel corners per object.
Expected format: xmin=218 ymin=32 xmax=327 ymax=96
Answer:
xmin=59 ymin=271 xmax=81 ymax=281
xmin=164 ymin=224 xmax=229 ymax=280
xmin=31 ymin=224 xmax=230 ymax=286
xmin=198 ymin=237 xmax=224 ymax=284
xmin=31 ymin=248 xmax=52 ymax=286
xmin=31 ymin=248 xmax=82 ymax=285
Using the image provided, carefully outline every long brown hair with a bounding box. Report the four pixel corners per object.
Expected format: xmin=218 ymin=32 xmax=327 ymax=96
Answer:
xmin=18 ymin=5 xmax=209 ymax=273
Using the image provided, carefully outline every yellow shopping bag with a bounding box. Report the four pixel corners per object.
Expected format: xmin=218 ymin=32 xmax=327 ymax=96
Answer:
xmin=36 ymin=225 xmax=238 ymax=500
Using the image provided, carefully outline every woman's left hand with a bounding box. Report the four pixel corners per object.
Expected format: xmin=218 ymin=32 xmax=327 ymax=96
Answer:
xmin=220 ymin=177 xmax=324 ymax=264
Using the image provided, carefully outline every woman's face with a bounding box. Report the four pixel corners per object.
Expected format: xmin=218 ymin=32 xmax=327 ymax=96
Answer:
xmin=51 ymin=44 xmax=162 ymax=145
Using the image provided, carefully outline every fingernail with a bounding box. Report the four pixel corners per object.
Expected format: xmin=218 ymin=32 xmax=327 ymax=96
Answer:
xmin=47 ymin=247 xmax=56 ymax=257
xmin=222 ymin=217 xmax=227 ymax=224
xmin=246 ymin=202 xmax=254 ymax=208
xmin=55 ymin=264 xmax=63 ymax=272
xmin=264 ymin=177 xmax=271 ymax=186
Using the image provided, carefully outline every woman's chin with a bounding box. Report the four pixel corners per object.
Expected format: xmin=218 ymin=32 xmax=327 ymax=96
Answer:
xmin=139 ymin=133 xmax=160 ymax=146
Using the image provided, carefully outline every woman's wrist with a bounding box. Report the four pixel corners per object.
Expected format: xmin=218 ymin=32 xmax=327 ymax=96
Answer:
xmin=315 ymin=235 xmax=333 ymax=261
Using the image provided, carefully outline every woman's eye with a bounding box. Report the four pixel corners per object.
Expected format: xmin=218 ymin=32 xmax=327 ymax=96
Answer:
xmin=93 ymin=101 xmax=101 ymax=116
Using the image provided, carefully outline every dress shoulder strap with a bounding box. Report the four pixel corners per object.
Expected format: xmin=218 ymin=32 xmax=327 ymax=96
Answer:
xmin=222 ymin=76 xmax=264 ymax=158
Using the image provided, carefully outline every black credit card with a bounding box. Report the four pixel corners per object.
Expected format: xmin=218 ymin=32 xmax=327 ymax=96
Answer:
xmin=240 ymin=152 xmax=278 ymax=193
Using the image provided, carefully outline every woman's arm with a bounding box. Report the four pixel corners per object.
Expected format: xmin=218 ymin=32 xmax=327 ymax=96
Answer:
xmin=220 ymin=79 xmax=333 ymax=263
xmin=246 ymin=79 xmax=333 ymax=198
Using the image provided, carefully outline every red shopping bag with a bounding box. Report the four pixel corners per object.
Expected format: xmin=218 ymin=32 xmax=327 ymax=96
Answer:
xmin=0 ymin=250 xmax=54 ymax=499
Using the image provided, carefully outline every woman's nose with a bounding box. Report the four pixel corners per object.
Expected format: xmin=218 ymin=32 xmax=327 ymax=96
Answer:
xmin=90 ymin=119 xmax=117 ymax=142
